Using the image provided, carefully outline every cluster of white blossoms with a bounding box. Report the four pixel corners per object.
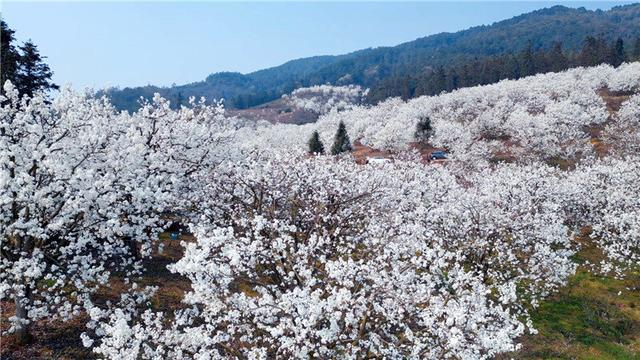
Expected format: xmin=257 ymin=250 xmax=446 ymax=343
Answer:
xmin=563 ymin=157 xmax=640 ymax=275
xmin=603 ymin=93 xmax=640 ymax=155
xmin=0 ymin=83 xmax=231 ymax=339
xmin=1 ymin=62 xmax=639 ymax=359
xmin=281 ymin=84 xmax=369 ymax=115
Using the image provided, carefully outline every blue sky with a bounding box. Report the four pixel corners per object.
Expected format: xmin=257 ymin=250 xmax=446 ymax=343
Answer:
xmin=1 ymin=1 xmax=634 ymax=89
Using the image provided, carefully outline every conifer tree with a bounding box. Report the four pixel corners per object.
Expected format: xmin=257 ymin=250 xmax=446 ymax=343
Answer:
xmin=331 ymin=121 xmax=352 ymax=155
xmin=414 ymin=116 xmax=434 ymax=143
xmin=1 ymin=21 xmax=20 ymax=93
xmin=520 ymin=41 xmax=536 ymax=77
xmin=633 ymin=37 xmax=640 ymax=60
xmin=15 ymin=40 xmax=59 ymax=97
xmin=175 ymin=92 xmax=184 ymax=109
xmin=308 ymin=130 xmax=325 ymax=154
xmin=548 ymin=42 xmax=568 ymax=72
xmin=432 ymin=66 xmax=447 ymax=94
xmin=505 ymin=54 xmax=521 ymax=79
xmin=579 ymin=36 xmax=599 ymax=66
xmin=608 ymin=38 xmax=625 ymax=67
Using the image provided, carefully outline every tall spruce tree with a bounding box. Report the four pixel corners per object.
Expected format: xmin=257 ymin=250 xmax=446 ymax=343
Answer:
xmin=633 ymin=37 xmax=640 ymax=60
xmin=415 ymin=116 xmax=434 ymax=143
xmin=548 ymin=42 xmax=568 ymax=72
xmin=308 ymin=130 xmax=325 ymax=154
xmin=579 ymin=36 xmax=600 ymax=66
xmin=432 ymin=66 xmax=447 ymax=94
xmin=1 ymin=20 xmax=20 ymax=93
xmin=520 ymin=41 xmax=536 ymax=77
xmin=608 ymin=38 xmax=625 ymax=67
xmin=15 ymin=40 xmax=59 ymax=98
xmin=505 ymin=54 xmax=521 ymax=79
xmin=331 ymin=121 xmax=352 ymax=155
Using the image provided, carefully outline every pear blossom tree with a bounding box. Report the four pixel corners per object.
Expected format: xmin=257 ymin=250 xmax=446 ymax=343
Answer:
xmin=0 ymin=83 xmax=231 ymax=344
xmin=603 ymin=94 xmax=640 ymax=155
xmin=0 ymin=83 xmax=132 ymax=343
xmin=563 ymin=158 xmax=640 ymax=275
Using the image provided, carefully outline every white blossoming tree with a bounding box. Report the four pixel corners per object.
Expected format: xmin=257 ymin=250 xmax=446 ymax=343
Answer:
xmin=0 ymin=83 xmax=230 ymax=344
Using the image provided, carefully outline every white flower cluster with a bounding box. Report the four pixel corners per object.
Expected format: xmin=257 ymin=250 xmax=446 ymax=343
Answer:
xmin=0 ymin=83 xmax=232 ymax=338
xmin=281 ymin=84 xmax=369 ymax=115
xmin=88 ymin=148 xmax=640 ymax=359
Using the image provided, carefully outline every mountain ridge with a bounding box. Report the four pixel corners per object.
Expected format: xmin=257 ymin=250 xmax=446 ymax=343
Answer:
xmin=105 ymin=3 xmax=640 ymax=112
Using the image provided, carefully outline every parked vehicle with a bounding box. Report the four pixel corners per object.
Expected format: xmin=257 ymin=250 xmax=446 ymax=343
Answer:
xmin=368 ymin=156 xmax=391 ymax=164
xmin=430 ymin=150 xmax=447 ymax=160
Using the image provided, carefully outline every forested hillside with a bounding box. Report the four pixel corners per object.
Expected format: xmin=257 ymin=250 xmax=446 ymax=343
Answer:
xmin=106 ymin=4 xmax=640 ymax=112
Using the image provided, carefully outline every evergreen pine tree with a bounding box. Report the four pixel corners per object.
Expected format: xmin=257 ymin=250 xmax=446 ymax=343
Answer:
xmin=520 ymin=41 xmax=536 ymax=77
xmin=308 ymin=130 xmax=325 ymax=154
xmin=579 ymin=36 xmax=600 ymax=67
xmin=15 ymin=40 xmax=59 ymax=97
xmin=433 ymin=66 xmax=447 ymax=94
xmin=548 ymin=42 xmax=568 ymax=72
xmin=608 ymin=38 xmax=625 ymax=67
xmin=505 ymin=54 xmax=521 ymax=79
xmin=176 ymin=92 xmax=184 ymax=109
xmin=330 ymin=121 xmax=352 ymax=155
xmin=414 ymin=116 xmax=434 ymax=143
xmin=446 ymin=69 xmax=459 ymax=91
xmin=1 ymin=21 xmax=20 ymax=93
xmin=633 ymin=37 xmax=640 ymax=61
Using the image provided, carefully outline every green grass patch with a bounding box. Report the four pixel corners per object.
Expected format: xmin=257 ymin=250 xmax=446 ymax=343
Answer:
xmin=507 ymin=269 xmax=640 ymax=359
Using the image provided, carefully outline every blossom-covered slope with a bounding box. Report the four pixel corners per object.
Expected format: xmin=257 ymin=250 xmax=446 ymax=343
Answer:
xmin=233 ymin=62 xmax=640 ymax=165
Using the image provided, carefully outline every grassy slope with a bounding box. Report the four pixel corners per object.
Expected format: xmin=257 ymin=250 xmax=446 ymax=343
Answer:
xmin=508 ymin=235 xmax=640 ymax=359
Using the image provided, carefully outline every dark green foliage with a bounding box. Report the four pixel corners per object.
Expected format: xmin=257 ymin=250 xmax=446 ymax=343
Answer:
xmin=0 ymin=21 xmax=58 ymax=98
xmin=548 ymin=41 xmax=569 ymax=72
xmin=175 ymin=92 xmax=185 ymax=108
xmin=15 ymin=41 xmax=59 ymax=98
xmin=579 ymin=36 xmax=610 ymax=66
xmin=330 ymin=121 xmax=352 ymax=155
xmin=105 ymin=4 xmax=640 ymax=112
xmin=633 ymin=37 xmax=640 ymax=60
xmin=371 ymin=35 xmax=632 ymax=102
xmin=1 ymin=20 xmax=20 ymax=89
xmin=308 ymin=130 xmax=325 ymax=154
xmin=608 ymin=38 xmax=626 ymax=67
xmin=414 ymin=116 xmax=434 ymax=143
xmin=520 ymin=41 xmax=536 ymax=77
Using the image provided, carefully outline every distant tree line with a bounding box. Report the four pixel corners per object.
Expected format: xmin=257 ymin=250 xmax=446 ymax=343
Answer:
xmin=368 ymin=36 xmax=640 ymax=102
xmin=1 ymin=21 xmax=58 ymax=98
